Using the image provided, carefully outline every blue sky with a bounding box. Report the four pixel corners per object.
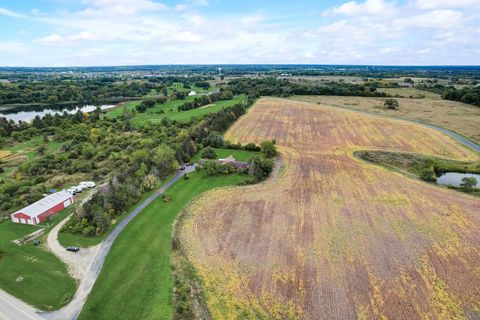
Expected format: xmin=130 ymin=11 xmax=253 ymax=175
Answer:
xmin=0 ymin=0 xmax=479 ymax=66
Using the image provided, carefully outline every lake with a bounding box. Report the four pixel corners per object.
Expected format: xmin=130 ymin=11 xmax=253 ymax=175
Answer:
xmin=0 ymin=104 xmax=116 ymax=123
xmin=437 ymin=172 xmax=480 ymax=188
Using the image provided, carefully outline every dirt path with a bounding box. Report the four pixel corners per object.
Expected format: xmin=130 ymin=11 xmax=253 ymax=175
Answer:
xmin=46 ymin=215 xmax=100 ymax=280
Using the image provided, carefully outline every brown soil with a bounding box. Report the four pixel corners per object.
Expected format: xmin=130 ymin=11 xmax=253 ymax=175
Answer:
xmin=292 ymin=95 xmax=480 ymax=143
xmin=179 ymin=97 xmax=480 ymax=319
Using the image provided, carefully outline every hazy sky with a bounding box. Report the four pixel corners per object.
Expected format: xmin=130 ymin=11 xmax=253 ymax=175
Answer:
xmin=0 ymin=0 xmax=479 ymax=66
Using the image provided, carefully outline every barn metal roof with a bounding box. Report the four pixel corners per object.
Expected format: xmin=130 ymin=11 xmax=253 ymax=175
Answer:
xmin=13 ymin=190 xmax=72 ymax=218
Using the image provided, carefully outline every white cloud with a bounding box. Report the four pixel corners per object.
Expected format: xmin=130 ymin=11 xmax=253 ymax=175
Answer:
xmin=241 ymin=15 xmax=264 ymax=26
xmin=393 ymin=10 xmax=463 ymax=29
xmin=79 ymin=0 xmax=167 ymax=16
xmin=325 ymin=0 xmax=396 ymax=17
xmin=415 ymin=0 xmax=480 ymax=10
xmin=0 ymin=7 xmax=27 ymax=18
xmin=175 ymin=4 xmax=187 ymax=11
xmin=2 ymin=0 xmax=479 ymax=66
xmin=37 ymin=34 xmax=63 ymax=45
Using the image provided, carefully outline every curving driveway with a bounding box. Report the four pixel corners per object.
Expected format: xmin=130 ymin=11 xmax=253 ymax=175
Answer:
xmin=46 ymin=214 xmax=101 ymax=280
xmin=42 ymin=165 xmax=196 ymax=320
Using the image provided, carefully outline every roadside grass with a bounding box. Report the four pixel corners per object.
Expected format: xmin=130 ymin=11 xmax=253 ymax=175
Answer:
xmin=59 ymin=146 xmax=256 ymax=249
xmin=191 ymin=147 xmax=259 ymax=162
xmin=57 ymin=173 xmax=176 ymax=248
xmin=78 ymin=171 xmax=247 ymax=320
xmin=0 ymin=208 xmax=76 ymax=311
xmin=107 ymin=95 xmax=246 ymax=125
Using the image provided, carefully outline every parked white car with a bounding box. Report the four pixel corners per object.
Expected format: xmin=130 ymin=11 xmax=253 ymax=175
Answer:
xmin=75 ymin=185 xmax=86 ymax=193
xmin=79 ymin=181 xmax=96 ymax=188
xmin=66 ymin=187 xmax=77 ymax=195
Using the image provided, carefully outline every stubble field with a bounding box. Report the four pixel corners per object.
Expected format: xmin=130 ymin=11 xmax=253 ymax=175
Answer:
xmin=293 ymin=95 xmax=480 ymax=143
xmin=178 ymin=97 xmax=480 ymax=319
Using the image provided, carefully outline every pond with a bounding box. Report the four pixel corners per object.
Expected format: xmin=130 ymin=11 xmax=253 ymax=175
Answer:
xmin=0 ymin=104 xmax=116 ymax=123
xmin=437 ymin=172 xmax=480 ymax=188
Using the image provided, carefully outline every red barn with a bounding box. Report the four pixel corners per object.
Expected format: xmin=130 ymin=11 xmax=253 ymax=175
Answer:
xmin=10 ymin=190 xmax=74 ymax=225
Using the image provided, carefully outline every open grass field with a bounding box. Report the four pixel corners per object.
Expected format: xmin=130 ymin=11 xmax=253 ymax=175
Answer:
xmin=56 ymin=173 xmax=178 ymax=248
xmin=0 ymin=209 xmax=76 ymax=310
xmin=178 ymin=97 xmax=480 ymax=319
xmin=78 ymin=171 xmax=249 ymax=320
xmin=107 ymin=94 xmax=246 ymax=125
xmin=377 ymin=87 xmax=441 ymax=99
xmin=293 ymin=95 xmax=480 ymax=143
xmin=0 ymin=136 xmax=64 ymax=181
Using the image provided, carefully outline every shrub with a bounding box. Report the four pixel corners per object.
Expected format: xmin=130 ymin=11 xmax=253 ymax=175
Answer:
xmin=460 ymin=177 xmax=477 ymax=189
xmin=203 ymin=160 xmax=236 ymax=175
xmin=244 ymin=142 xmax=260 ymax=151
xmin=384 ymin=98 xmax=399 ymax=110
xmin=247 ymin=156 xmax=274 ymax=183
xmin=201 ymin=147 xmax=217 ymax=159
xmin=135 ymin=104 xmax=147 ymax=113
xmin=420 ymin=168 xmax=437 ymax=182
xmin=260 ymin=140 xmax=277 ymax=158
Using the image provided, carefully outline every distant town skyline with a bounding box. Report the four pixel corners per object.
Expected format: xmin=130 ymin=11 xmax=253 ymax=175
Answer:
xmin=0 ymin=0 xmax=479 ymax=66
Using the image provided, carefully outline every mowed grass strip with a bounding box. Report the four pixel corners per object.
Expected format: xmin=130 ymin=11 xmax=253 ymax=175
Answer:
xmin=107 ymin=95 xmax=246 ymax=125
xmin=78 ymin=171 xmax=247 ymax=320
xmin=0 ymin=209 xmax=76 ymax=310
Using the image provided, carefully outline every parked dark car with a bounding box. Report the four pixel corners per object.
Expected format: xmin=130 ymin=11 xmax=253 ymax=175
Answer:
xmin=66 ymin=246 xmax=80 ymax=252
xmin=33 ymin=240 xmax=41 ymax=246
xmin=180 ymin=166 xmax=186 ymax=170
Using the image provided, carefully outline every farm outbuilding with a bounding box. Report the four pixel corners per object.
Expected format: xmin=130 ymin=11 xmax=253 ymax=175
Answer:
xmin=10 ymin=190 xmax=74 ymax=225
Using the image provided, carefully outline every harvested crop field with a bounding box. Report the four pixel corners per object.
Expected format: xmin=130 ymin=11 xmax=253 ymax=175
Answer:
xmin=293 ymin=95 xmax=480 ymax=143
xmin=178 ymin=97 xmax=480 ymax=319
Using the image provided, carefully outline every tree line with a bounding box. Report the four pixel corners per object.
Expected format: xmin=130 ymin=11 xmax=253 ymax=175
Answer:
xmin=416 ymin=83 xmax=480 ymax=107
xmin=0 ymin=75 xmax=214 ymax=107
xmin=227 ymin=77 xmax=389 ymax=98
xmin=63 ymin=98 xmax=254 ymax=235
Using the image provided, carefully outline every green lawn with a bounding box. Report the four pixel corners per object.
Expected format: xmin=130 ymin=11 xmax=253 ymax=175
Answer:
xmin=0 ymin=208 xmax=77 ymax=310
xmin=191 ymin=147 xmax=259 ymax=162
xmin=0 ymin=136 xmax=64 ymax=181
xmin=59 ymin=147 xmax=256 ymax=250
xmin=57 ymin=229 xmax=105 ymax=248
xmin=78 ymin=171 xmax=247 ymax=320
xmin=107 ymin=95 xmax=246 ymax=125
xmin=57 ymin=175 xmax=174 ymax=248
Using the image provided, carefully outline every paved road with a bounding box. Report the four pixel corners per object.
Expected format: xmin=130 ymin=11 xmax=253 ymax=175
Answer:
xmin=418 ymin=123 xmax=480 ymax=153
xmin=41 ymin=165 xmax=196 ymax=320
xmin=0 ymin=289 xmax=43 ymax=320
